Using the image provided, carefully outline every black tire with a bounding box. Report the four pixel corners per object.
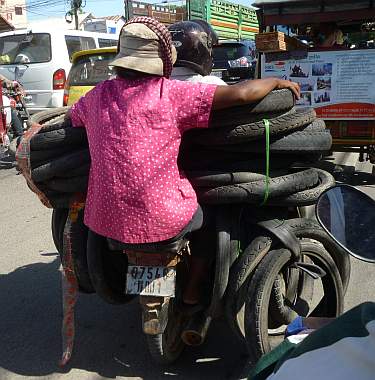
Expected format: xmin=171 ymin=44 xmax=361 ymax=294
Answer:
xmin=145 ymin=302 xmax=186 ymax=365
xmin=207 ymin=209 xmax=232 ymax=317
xmin=225 ymin=235 xmax=273 ymax=346
xmin=202 ymin=119 xmax=327 ymax=154
xmin=244 ymin=246 xmax=343 ymax=363
xmin=210 ymin=109 xmax=294 ymax=129
xmin=45 ymin=176 xmax=89 ymax=193
xmin=179 ymin=143 xmax=324 ymax=165
xmin=31 ymin=149 xmax=90 ymax=182
xmin=30 ymin=146 xmax=77 ymax=168
xmin=187 ymin=169 xmax=288 ymax=187
xmin=225 ymin=237 xmax=335 ymax=345
xmin=267 ymin=169 xmax=335 ymax=207
xmin=51 ymin=208 xmax=69 ymax=253
xmin=302 ymin=118 xmax=326 ymax=131
xmin=87 ymin=229 xmax=134 ymax=304
xmin=198 ymin=168 xmax=319 ymax=204
xmin=61 ymin=209 xmax=94 ymax=293
xmin=47 ymin=193 xmax=73 ymax=208
xmin=180 ymin=153 xmax=314 ymax=172
xmin=29 ymin=107 xmax=69 ymax=125
xmin=256 ymin=130 xmax=332 ymax=154
xmin=210 ymin=89 xmax=295 ymax=127
xmin=285 ymin=218 xmax=351 ymax=295
xmin=56 ymin=163 xmax=90 ymax=178
xmin=212 ymin=130 xmax=332 ymax=154
xmin=187 ymin=107 xmax=316 ymax=146
xmin=30 ymin=128 xmax=88 ymax=151
xmin=36 ymin=118 xmax=73 ymax=133
xmin=268 ymin=245 xmax=316 ymax=326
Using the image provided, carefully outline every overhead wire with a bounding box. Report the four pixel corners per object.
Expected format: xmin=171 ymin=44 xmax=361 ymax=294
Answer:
xmin=0 ymin=0 xmax=66 ymax=13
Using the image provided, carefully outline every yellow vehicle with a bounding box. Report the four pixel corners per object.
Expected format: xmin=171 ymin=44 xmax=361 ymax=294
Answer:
xmin=254 ymin=0 xmax=375 ymax=165
xmin=63 ymin=47 xmax=117 ymax=106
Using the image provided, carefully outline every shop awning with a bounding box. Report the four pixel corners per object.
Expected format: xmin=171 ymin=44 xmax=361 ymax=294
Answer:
xmin=252 ymin=0 xmax=375 ymax=26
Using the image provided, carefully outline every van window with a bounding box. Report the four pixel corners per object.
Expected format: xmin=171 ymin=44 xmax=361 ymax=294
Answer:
xmin=98 ymin=38 xmax=117 ymax=48
xmin=69 ymin=51 xmax=116 ymax=86
xmin=65 ymin=35 xmax=96 ymax=59
xmin=0 ymin=33 xmax=51 ymax=64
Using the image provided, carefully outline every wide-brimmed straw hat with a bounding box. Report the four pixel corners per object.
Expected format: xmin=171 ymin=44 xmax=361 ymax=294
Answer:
xmin=111 ymin=17 xmax=177 ymax=77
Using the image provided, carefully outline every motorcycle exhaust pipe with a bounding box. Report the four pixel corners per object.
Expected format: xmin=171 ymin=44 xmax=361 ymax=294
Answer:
xmin=181 ymin=314 xmax=212 ymax=346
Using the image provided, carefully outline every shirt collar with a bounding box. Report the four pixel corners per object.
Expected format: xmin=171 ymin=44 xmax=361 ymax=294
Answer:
xmin=171 ymin=67 xmax=197 ymax=78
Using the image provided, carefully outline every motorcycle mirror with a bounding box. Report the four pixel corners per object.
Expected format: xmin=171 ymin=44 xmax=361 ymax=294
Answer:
xmin=316 ymin=184 xmax=375 ymax=263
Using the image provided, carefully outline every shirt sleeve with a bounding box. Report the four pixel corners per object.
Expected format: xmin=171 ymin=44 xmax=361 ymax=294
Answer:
xmin=198 ymin=75 xmax=228 ymax=86
xmin=70 ymin=83 xmax=104 ymax=128
xmin=70 ymin=95 xmax=87 ymax=128
xmin=169 ymin=79 xmax=217 ymax=133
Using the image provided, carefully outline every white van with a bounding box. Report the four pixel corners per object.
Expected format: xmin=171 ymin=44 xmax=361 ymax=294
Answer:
xmin=0 ymin=28 xmax=118 ymax=114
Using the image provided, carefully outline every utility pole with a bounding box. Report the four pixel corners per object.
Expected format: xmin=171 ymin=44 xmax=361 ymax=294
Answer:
xmin=72 ymin=0 xmax=82 ymax=30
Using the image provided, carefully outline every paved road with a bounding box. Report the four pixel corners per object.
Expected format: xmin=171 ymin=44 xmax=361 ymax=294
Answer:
xmin=0 ymin=153 xmax=374 ymax=380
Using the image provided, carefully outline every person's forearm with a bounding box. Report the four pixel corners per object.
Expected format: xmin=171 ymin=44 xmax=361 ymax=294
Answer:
xmin=212 ymin=77 xmax=300 ymax=111
xmin=212 ymin=78 xmax=280 ymax=110
xmin=236 ymin=78 xmax=282 ymax=104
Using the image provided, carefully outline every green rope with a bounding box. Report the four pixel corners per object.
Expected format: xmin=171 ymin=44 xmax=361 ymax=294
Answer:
xmin=237 ymin=206 xmax=244 ymax=256
xmin=261 ymin=119 xmax=270 ymax=206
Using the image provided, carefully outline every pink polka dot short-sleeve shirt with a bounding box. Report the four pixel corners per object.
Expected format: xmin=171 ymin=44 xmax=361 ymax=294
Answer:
xmin=70 ymin=76 xmax=216 ymax=243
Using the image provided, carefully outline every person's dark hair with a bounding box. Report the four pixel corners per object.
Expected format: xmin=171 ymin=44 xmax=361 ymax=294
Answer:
xmin=113 ymin=66 xmax=155 ymax=79
xmin=168 ymin=20 xmax=218 ymax=76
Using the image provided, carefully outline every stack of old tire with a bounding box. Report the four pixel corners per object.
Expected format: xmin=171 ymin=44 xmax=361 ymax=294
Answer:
xmin=28 ymin=90 xmax=334 ymax=208
xmin=27 ymin=108 xmax=90 ymax=208
xmin=24 ymin=91 xmax=344 ymax=364
xmin=180 ymin=89 xmax=333 ymax=206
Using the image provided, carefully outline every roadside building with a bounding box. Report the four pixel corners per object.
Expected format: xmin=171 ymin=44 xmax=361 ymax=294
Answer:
xmin=25 ymin=13 xmax=124 ymax=35
xmin=83 ymin=15 xmax=125 ymax=35
xmin=0 ymin=0 xmax=27 ymax=28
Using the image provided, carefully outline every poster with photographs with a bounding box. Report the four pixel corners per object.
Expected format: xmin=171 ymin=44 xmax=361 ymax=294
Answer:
xmin=261 ymin=50 xmax=375 ymax=119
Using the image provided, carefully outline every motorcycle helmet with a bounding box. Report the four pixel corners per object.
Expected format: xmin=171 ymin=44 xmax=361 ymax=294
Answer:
xmin=168 ymin=20 xmax=218 ymax=76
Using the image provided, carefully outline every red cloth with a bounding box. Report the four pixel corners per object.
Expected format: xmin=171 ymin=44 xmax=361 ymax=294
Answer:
xmin=71 ymin=76 xmax=216 ymax=243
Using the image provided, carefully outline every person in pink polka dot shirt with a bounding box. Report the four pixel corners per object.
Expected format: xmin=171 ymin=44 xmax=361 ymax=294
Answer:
xmin=69 ymin=17 xmax=300 ymax=307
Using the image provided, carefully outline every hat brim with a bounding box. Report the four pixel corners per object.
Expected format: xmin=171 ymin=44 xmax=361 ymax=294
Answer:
xmin=110 ymin=54 xmax=164 ymax=76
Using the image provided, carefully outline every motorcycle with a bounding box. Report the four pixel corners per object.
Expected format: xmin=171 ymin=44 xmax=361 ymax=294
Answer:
xmin=0 ymin=90 xmax=12 ymax=158
xmin=28 ymin=102 xmax=350 ymax=365
xmin=3 ymin=85 xmax=30 ymax=131
xmin=54 ymin=195 xmax=350 ymax=365
xmin=0 ymin=84 xmax=29 ymax=160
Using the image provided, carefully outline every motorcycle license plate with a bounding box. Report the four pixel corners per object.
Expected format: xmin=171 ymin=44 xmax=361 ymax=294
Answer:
xmin=126 ymin=265 xmax=176 ymax=297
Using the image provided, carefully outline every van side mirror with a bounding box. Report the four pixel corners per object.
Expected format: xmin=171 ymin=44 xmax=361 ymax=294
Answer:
xmin=316 ymin=184 xmax=375 ymax=263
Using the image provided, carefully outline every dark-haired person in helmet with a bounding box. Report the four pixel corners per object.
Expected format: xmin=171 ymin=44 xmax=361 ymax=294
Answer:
xmin=169 ymin=20 xmax=227 ymax=85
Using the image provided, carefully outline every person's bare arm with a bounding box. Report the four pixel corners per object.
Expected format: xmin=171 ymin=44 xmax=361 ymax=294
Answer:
xmin=212 ymin=78 xmax=300 ymax=110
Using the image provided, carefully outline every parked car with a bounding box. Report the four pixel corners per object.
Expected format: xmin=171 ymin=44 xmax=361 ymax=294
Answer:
xmin=212 ymin=40 xmax=256 ymax=83
xmin=0 ymin=28 xmax=118 ymax=114
xmin=64 ymin=47 xmax=117 ymax=106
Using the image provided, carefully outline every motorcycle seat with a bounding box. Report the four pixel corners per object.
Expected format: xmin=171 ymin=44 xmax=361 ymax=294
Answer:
xmin=107 ymin=236 xmax=189 ymax=254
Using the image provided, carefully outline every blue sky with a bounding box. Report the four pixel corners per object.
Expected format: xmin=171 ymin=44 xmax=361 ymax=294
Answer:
xmin=27 ymin=0 xmax=253 ymax=21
